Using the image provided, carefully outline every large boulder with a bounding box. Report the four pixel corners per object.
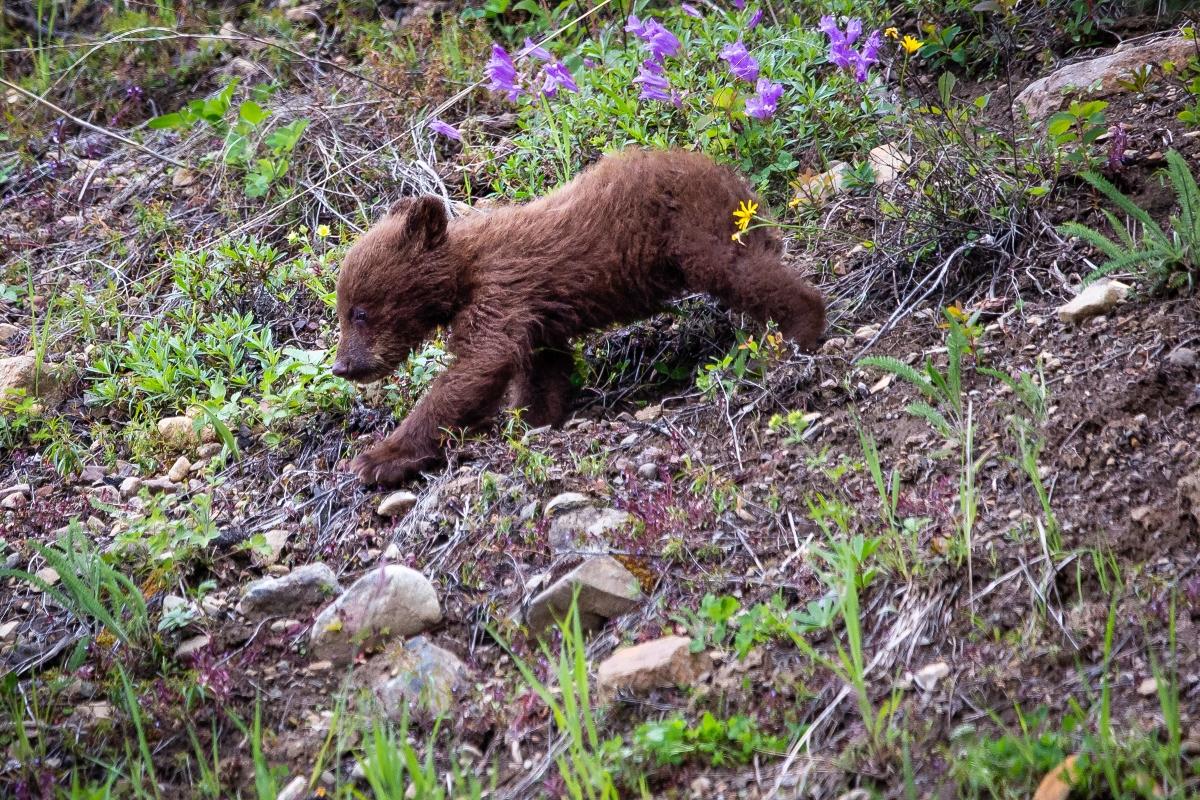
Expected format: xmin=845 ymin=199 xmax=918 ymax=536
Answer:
xmin=309 ymin=566 xmax=441 ymax=665
xmin=596 ymin=636 xmax=710 ymax=698
xmin=237 ymin=563 xmax=343 ymax=619
xmin=358 ymin=636 xmax=471 ymax=717
xmin=1016 ymin=35 xmax=1196 ymax=120
xmin=0 ymin=355 xmax=65 ymax=403
xmin=525 ymin=556 xmax=642 ymax=634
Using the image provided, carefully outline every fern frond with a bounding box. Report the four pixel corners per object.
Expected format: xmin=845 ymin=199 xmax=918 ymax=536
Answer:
xmin=857 ymin=355 xmax=938 ymax=401
xmin=1083 ymin=248 xmax=1160 ymax=284
xmin=1101 ymin=209 xmax=1138 ymax=252
xmin=1078 ymin=169 xmax=1168 ymax=243
xmin=905 ymin=401 xmax=953 ymax=439
xmin=1059 ymin=221 xmax=1126 ymax=260
xmin=1165 ymin=149 xmax=1200 ymax=254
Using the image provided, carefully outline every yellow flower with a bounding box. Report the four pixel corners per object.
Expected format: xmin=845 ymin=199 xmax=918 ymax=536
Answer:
xmin=900 ymin=35 xmax=923 ymax=54
xmin=316 ymin=224 xmax=331 ymax=238
xmin=884 ymin=27 xmax=899 ymax=39
xmin=732 ymin=199 xmax=758 ymax=232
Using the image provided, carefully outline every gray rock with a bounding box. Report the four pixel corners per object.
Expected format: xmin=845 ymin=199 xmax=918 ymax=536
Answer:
xmin=309 ymin=565 xmax=441 ymax=665
xmin=167 ymin=456 xmax=191 ymax=483
xmin=119 ymin=476 xmax=142 ymax=498
xmin=196 ymin=442 xmax=223 ymax=459
xmin=1057 ymin=280 xmax=1129 ymax=324
xmin=1179 ymin=468 xmax=1200 ymax=521
xmin=526 ymin=556 xmax=642 ymax=634
xmin=0 ymin=355 xmax=64 ymax=402
xmin=0 ymin=483 xmax=31 ymax=502
xmin=237 ymin=563 xmax=343 ymax=619
xmin=1166 ymin=347 xmax=1197 ymax=369
xmin=544 ymin=492 xmax=593 ymax=517
xmin=156 ymin=416 xmax=197 ymax=450
xmin=141 ymin=477 xmax=177 ymax=495
xmin=258 ymin=529 xmax=290 ymax=566
xmin=174 ymin=634 xmax=210 ymax=661
xmin=377 ymin=490 xmax=418 ymax=517
xmin=548 ymin=506 xmax=635 ymax=555
xmin=1017 ymin=35 xmax=1198 ymax=120
xmin=637 ymin=462 xmax=658 ymax=481
xmin=359 ymin=636 xmax=470 ymax=717
xmin=77 ymin=464 xmax=106 ymax=485
xmin=277 ymin=777 xmax=307 ymax=800
xmin=0 ymin=323 xmax=20 ymax=344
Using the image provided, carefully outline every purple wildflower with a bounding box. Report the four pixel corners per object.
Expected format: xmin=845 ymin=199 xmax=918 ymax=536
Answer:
xmin=745 ymin=77 xmax=783 ymax=120
xmin=485 ymin=44 xmax=522 ymax=101
xmin=719 ymin=40 xmax=759 ymax=83
xmin=818 ymin=15 xmax=841 ymax=41
xmin=428 ymin=119 xmax=461 ymax=141
xmin=626 ymin=15 xmax=681 ymax=62
xmin=539 ymin=61 xmax=578 ymax=97
xmin=682 ymin=3 xmax=702 ymax=17
xmin=633 ymin=58 xmax=681 ymax=106
xmin=747 ymin=8 xmax=763 ymax=29
xmin=844 ymin=19 xmax=863 ymax=44
xmin=819 ymin=17 xmax=881 ymax=84
xmin=854 ymin=30 xmax=881 ymax=83
xmin=732 ymin=0 xmax=745 ymax=8
xmin=1107 ymin=123 xmax=1128 ymax=171
xmin=583 ymin=57 xmax=598 ymax=69
xmin=643 ymin=20 xmax=682 ymax=61
xmin=522 ymin=37 xmax=553 ymax=61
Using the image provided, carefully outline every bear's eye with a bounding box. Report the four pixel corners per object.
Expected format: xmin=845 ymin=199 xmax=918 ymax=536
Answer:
xmin=351 ymin=307 xmax=368 ymax=326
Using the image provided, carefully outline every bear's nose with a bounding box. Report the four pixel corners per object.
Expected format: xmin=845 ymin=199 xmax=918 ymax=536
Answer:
xmin=331 ymin=360 xmax=350 ymax=377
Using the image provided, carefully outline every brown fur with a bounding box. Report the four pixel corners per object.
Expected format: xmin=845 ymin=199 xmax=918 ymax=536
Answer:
xmin=333 ymin=148 xmax=826 ymax=486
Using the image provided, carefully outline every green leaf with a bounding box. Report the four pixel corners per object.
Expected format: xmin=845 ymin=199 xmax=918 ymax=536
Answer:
xmin=238 ymin=100 xmax=268 ymax=126
xmin=148 ymin=112 xmax=187 ymax=130
xmin=712 ymin=87 xmax=738 ymax=111
xmin=1046 ymin=114 xmax=1073 ymax=137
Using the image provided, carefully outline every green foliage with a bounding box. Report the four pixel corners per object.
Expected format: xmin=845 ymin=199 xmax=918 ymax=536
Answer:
xmin=767 ymin=409 xmax=812 ymax=445
xmin=357 ymin=716 xmax=485 ymax=800
xmin=0 ymin=390 xmax=83 ymax=475
xmin=858 ymin=306 xmax=981 ymax=440
xmin=633 ymin=712 xmax=786 ymax=768
xmin=1046 ymin=100 xmax=1108 ymax=169
xmin=85 ymin=238 xmax=351 ymax=432
xmin=0 ymin=523 xmax=151 ymax=650
xmin=680 ymin=592 xmax=837 ymax=660
xmin=149 ymin=81 xmax=310 ymax=198
xmin=696 ymin=331 xmax=782 ymax=399
xmin=1058 ymin=149 xmax=1200 ymax=291
xmin=497 ymin=597 xmax=621 ymax=800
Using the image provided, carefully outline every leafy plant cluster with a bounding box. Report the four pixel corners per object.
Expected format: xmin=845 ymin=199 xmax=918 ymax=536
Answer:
xmin=149 ymin=81 xmax=310 ymax=198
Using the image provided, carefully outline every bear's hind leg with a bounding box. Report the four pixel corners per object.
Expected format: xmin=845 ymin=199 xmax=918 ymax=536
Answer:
xmin=508 ymin=347 xmax=576 ymax=428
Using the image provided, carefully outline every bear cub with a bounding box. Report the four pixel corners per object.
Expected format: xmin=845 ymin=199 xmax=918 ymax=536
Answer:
xmin=333 ymin=148 xmax=825 ymax=486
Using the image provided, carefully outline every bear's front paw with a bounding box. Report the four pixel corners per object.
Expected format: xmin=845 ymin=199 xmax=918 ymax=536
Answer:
xmin=351 ymin=444 xmax=440 ymax=487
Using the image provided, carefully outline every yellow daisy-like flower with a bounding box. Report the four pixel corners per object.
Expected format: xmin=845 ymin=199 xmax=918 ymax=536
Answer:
xmin=900 ymin=35 xmax=924 ymax=54
xmin=316 ymin=224 xmax=331 ymax=238
xmin=732 ymin=199 xmax=758 ymax=232
xmin=884 ymin=27 xmax=899 ymax=39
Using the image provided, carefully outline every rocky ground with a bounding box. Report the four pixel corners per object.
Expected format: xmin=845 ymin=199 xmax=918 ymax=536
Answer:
xmin=2 ymin=2 xmax=1200 ymax=799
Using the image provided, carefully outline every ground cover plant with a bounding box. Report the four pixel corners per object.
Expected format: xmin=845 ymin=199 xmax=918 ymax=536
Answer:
xmin=2 ymin=0 xmax=1200 ymax=798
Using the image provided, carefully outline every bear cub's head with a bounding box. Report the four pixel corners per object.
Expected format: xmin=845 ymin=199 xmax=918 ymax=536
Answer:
xmin=332 ymin=196 xmax=456 ymax=383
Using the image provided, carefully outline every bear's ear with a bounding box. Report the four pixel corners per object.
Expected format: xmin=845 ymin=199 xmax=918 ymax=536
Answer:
xmin=400 ymin=195 xmax=448 ymax=250
xmin=386 ymin=197 xmax=414 ymax=218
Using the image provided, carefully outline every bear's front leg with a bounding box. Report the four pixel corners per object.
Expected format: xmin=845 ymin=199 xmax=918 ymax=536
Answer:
xmin=351 ymin=342 xmax=520 ymax=487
